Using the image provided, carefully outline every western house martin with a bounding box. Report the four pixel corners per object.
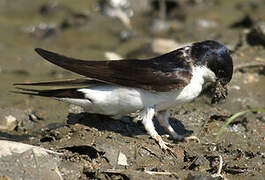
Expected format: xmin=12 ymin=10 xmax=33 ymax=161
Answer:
xmin=13 ymin=40 xmax=233 ymax=152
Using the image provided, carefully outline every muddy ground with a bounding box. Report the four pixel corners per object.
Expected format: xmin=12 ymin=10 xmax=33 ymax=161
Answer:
xmin=0 ymin=0 xmax=265 ymax=179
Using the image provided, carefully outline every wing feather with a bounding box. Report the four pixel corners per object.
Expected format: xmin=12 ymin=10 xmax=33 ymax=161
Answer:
xmin=32 ymin=48 xmax=192 ymax=92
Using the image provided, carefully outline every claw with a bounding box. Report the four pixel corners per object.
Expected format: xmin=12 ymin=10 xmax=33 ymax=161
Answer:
xmin=155 ymin=135 xmax=178 ymax=158
xmin=156 ymin=135 xmax=170 ymax=150
xmin=166 ymin=148 xmax=179 ymax=159
xmin=157 ymin=110 xmax=200 ymax=143
xmin=184 ymin=135 xmax=200 ymax=143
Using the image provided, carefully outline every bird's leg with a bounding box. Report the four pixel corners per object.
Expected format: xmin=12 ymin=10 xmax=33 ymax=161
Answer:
xmin=157 ymin=110 xmax=200 ymax=142
xmin=157 ymin=110 xmax=184 ymax=140
xmin=139 ymin=106 xmax=170 ymax=150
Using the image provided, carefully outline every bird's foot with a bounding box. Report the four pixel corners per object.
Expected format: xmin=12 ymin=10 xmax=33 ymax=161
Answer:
xmin=155 ymin=135 xmax=179 ymax=158
xmin=155 ymin=135 xmax=173 ymax=150
xmin=183 ymin=135 xmax=200 ymax=143
xmin=171 ymin=133 xmax=200 ymax=143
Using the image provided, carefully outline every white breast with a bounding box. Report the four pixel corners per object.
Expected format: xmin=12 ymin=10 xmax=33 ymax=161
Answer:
xmin=155 ymin=66 xmax=216 ymax=110
xmin=176 ymin=66 xmax=215 ymax=102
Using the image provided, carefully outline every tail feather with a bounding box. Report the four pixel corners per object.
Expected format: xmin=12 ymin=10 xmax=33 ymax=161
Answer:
xmin=11 ymin=90 xmax=41 ymax=96
xmin=13 ymin=78 xmax=101 ymax=87
xmin=12 ymin=87 xmax=85 ymax=99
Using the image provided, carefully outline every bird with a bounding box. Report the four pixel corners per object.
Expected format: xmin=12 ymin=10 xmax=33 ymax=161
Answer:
xmin=13 ymin=40 xmax=233 ymax=151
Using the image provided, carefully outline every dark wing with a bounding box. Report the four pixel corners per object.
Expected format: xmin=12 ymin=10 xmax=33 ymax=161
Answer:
xmin=34 ymin=48 xmax=193 ymax=92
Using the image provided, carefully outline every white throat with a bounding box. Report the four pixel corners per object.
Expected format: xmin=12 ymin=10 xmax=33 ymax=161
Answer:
xmin=175 ymin=66 xmax=216 ymax=103
xmin=193 ymin=65 xmax=216 ymax=83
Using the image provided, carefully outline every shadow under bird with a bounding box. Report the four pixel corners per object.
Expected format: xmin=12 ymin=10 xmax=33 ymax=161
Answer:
xmin=13 ymin=40 xmax=233 ymax=152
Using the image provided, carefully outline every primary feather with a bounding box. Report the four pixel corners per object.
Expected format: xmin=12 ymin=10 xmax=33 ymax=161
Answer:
xmin=34 ymin=47 xmax=192 ymax=91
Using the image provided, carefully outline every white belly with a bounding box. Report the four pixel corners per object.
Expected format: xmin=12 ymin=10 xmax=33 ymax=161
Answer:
xmin=59 ymin=66 xmax=211 ymax=116
xmin=72 ymin=82 xmax=201 ymax=115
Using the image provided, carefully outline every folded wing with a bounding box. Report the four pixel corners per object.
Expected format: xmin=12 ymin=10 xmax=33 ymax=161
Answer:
xmin=32 ymin=48 xmax=193 ymax=92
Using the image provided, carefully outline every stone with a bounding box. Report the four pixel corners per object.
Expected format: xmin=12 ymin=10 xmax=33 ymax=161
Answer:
xmin=0 ymin=108 xmax=30 ymax=131
xmin=117 ymin=151 xmax=128 ymax=166
xmin=0 ymin=140 xmax=63 ymax=180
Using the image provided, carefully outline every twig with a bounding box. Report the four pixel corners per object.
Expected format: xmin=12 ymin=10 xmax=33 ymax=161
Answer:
xmin=134 ymin=144 xmax=141 ymax=160
xmin=101 ymin=169 xmax=124 ymax=174
xmin=234 ymin=63 xmax=265 ymax=72
xmin=102 ymin=169 xmax=178 ymax=177
xmin=166 ymin=148 xmax=179 ymax=161
xmin=144 ymin=169 xmax=177 ymax=176
xmin=211 ymin=155 xmax=224 ymax=179
xmin=217 ymin=155 xmax=223 ymax=175
xmin=184 ymin=156 xmax=199 ymax=170
xmin=140 ymin=146 xmax=161 ymax=159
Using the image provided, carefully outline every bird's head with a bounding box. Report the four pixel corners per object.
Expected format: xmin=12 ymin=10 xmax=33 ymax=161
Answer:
xmin=191 ymin=40 xmax=233 ymax=86
xmin=191 ymin=40 xmax=233 ymax=104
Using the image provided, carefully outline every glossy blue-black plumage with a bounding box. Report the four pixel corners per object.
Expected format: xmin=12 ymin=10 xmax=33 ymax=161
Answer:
xmin=191 ymin=40 xmax=233 ymax=85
